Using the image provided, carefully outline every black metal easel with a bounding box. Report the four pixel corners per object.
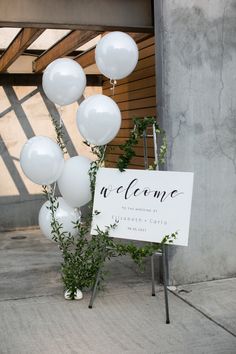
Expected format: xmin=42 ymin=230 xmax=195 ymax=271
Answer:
xmin=89 ymin=123 xmax=170 ymax=324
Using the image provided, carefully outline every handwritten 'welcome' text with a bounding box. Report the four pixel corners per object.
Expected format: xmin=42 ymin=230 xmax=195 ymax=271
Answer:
xmin=100 ymin=178 xmax=183 ymax=202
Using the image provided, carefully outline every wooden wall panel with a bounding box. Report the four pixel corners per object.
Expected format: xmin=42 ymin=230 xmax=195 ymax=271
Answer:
xmin=103 ymin=36 xmax=156 ymax=169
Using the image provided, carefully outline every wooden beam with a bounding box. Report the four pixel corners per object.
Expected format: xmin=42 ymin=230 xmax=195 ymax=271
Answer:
xmin=0 ymin=49 xmax=83 ymax=57
xmin=33 ymin=30 xmax=100 ymax=73
xmin=0 ymin=28 xmax=44 ymax=72
xmin=74 ymin=46 xmax=96 ymax=68
xmin=0 ymin=0 xmax=153 ymax=32
xmin=128 ymin=32 xmax=153 ymax=43
xmin=0 ymin=73 xmax=103 ymax=86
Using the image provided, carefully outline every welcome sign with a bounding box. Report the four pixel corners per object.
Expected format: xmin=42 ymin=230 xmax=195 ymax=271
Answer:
xmin=91 ymin=168 xmax=194 ymax=246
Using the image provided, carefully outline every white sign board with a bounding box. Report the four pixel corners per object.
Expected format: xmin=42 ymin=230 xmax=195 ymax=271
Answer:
xmin=91 ymin=168 xmax=194 ymax=246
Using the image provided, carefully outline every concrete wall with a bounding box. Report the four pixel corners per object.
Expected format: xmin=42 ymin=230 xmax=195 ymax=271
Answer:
xmin=158 ymin=0 xmax=236 ymax=283
xmin=0 ymin=85 xmax=100 ymax=230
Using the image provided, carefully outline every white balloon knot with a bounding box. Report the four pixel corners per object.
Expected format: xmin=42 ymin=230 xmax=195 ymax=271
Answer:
xmin=110 ymin=79 xmax=117 ymax=95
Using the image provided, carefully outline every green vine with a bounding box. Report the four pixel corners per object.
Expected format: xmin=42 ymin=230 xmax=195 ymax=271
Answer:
xmin=51 ymin=116 xmax=67 ymax=155
xmin=44 ymin=114 xmax=176 ymax=298
xmin=85 ymin=143 xmax=106 ymax=201
xmin=117 ymin=116 xmax=167 ymax=171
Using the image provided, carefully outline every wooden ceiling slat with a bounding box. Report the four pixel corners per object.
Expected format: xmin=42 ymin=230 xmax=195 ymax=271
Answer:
xmin=103 ymin=65 xmax=156 ymax=89
xmin=33 ymin=30 xmax=100 ymax=73
xmin=103 ymin=76 xmax=156 ymax=96
xmin=0 ymin=49 xmax=83 ymax=57
xmin=105 ymin=86 xmax=156 ymax=103
xmin=128 ymin=32 xmax=153 ymax=43
xmin=0 ymin=28 xmax=44 ymax=72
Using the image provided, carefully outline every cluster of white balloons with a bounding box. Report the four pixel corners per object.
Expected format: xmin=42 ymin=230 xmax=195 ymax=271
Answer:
xmin=20 ymin=31 xmax=139 ymax=240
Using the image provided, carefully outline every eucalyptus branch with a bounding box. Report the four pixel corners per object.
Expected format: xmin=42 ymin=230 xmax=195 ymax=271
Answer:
xmin=50 ymin=116 xmax=67 ymax=155
xmin=88 ymin=144 xmax=106 ymax=199
xmin=159 ymin=131 xmax=167 ymax=166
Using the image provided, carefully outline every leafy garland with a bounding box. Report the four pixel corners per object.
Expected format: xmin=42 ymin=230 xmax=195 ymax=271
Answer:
xmin=117 ymin=116 xmax=167 ymax=171
xmin=45 ymin=115 xmax=177 ymax=298
xmin=51 ymin=116 xmax=67 ymax=155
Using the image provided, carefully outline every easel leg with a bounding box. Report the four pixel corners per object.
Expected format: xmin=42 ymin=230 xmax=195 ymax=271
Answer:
xmin=165 ymin=245 xmax=170 ymax=285
xmin=88 ymin=266 xmax=102 ymax=309
xmin=162 ymin=244 xmax=170 ymax=324
xmin=151 ymin=254 xmax=155 ymax=296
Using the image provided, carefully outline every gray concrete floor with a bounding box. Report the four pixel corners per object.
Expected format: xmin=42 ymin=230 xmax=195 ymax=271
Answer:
xmin=0 ymin=229 xmax=236 ymax=354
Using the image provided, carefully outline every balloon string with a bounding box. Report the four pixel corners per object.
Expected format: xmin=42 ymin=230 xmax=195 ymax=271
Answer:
xmin=110 ymin=79 xmax=117 ymax=96
xmin=52 ymin=182 xmax=57 ymax=198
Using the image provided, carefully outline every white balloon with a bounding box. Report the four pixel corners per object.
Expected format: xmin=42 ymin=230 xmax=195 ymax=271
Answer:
xmin=20 ymin=136 xmax=64 ymax=185
xmin=39 ymin=197 xmax=81 ymax=241
xmin=95 ymin=31 xmax=139 ymax=80
xmin=42 ymin=58 xmax=86 ymax=106
xmin=76 ymin=94 xmax=121 ymax=146
xmin=57 ymin=156 xmax=92 ymax=207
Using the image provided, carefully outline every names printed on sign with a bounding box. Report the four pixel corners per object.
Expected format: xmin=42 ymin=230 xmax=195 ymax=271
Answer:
xmin=112 ymin=205 xmax=168 ymax=232
xmin=91 ymin=168 xmax=194 ymax=246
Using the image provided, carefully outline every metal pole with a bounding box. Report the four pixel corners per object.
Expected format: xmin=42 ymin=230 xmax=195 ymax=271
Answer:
xmin=143 ymin=129 xmax=149 ymax=169
xmin=165 ymin=245 xmax=170 ymax=285
xmin=88 ymin=266 xmax=102 ymax=309
xmin=162 ymin=244 xmax=170 ymax=324
xmin=152 ymin=123 xmax=158 ymax=169
xmin=88 ymin=246 xmax=109 ymax=308
xmin=151 ymin=254 xmax=155 ymax=296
